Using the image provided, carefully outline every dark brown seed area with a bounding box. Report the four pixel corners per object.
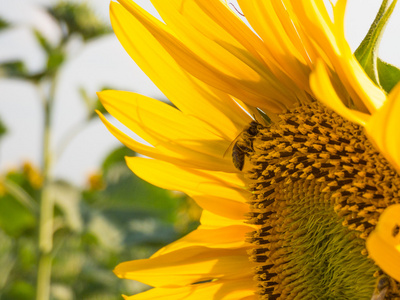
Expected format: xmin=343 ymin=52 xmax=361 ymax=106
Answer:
xmin=245 ymin=102 xmax=400 ymax=299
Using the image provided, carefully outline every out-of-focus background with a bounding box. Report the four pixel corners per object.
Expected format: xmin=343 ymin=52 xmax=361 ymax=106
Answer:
xmin=0 ymin=0 xmax=164 ymax=185
xmin=0 ymin=0 xmax=399 ymax=299
xmin=0 ymin=1 xmax=200 ymax=299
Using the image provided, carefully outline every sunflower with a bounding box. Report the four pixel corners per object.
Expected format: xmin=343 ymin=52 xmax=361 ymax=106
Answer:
xmin=97 ymin=0 xmax=400 ymax=299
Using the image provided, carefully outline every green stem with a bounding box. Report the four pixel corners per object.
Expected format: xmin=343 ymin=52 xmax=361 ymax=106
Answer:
xmin=36 ymin=74 xmax=58 ymax=300
xmin=36 ymin=253 xmax=52 ymax=300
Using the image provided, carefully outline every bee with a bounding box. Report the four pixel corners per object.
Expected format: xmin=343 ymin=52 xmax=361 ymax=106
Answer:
xmin=371 ymin=276 xmax=390 ymax=300
xmin=226 ymin=120 xmax=262 ymax=171
xmin=371 ymin=275 xmax=400 ymax=300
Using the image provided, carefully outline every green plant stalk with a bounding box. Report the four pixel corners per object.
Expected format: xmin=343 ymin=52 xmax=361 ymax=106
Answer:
xmin=36 ymin=76 xmax=57 ymax=300
xmin=36 ymin=253 xmax=52 ymax=300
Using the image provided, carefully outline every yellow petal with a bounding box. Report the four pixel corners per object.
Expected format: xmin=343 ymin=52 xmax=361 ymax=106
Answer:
xmin=238 ymin=0 xmax=311 ymax=92
xmin=97 ymin=111 xmax=174 ymax=161
xmin=126 ymin=157 xmax=248 ymax=200
xmin=200 ymin=0 xmax=311 ymax=105
xmin=192 ymin=0 xmax=271 ymax=67
xmin=191 ymin=195 xmax=248 ymax=220
xmin=365 ymin=82 xmax=400 ymax=173
xmin=310 ymin=60 xmax=370 ymax=126
xmin=290 ymin=0 xmax=386 ymax=114
xmin=114 ymin=0 xmax=292 ymax=113
xmin=122 ymin=278 xmax=256 ymax=300
xmin=98 ymin=110 xmax=241 ymax=172
xmin=126 ymin=157 xmax=250 ymax=220
xmin=98 ymin=90 xmax=238 ymax=172
xmin=114 ymin=246 xmax=255 ymax=287
xmin=153 ymin=225 xmax=252 ymax=257
xmin=150 ymin=0 xmax=265 ymax=72
xmin=110 ymin=1 xmax=251 ymax=136
xmin=152 ymin=0 xmax=304 ymax=107
xmin=366 ymin=204 xmax=400 ymax=282
xmin=200 ymin=210 xmax=247 ymax=229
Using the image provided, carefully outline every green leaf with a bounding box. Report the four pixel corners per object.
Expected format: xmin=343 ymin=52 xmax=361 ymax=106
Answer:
xmin=46 ymin=48 xmax=65 ymax=75
xmin=377 ymin=58 xmax=400 ymax=92
xmin=33 ymin=29 xmax=53 ymax=54
xmin=48 ymin=1 xmax=111 ymax=41
xmin=354 ymin=0 xmax=398 ymax=90
xmin=49 ymin=180 xmax=83 ymax=232
xmin=92 ymin=99 xmax=107 ymax=117
xmin=101 ymin=146 xmax=136 ymax=174
xmin=6 ymin=280 xmax=35 ymax=300
xmin=0 ymin=61 xmax=27 ymax=78
xmin=0 ymin=193 xmax=36 ymax=237
xmin=0 ymin=18 xmax=8 ymax=30
xmin=1 ymin=179 xmax=38 ymax=214
xmin=0 ymin=117 xmax=7 ymax=139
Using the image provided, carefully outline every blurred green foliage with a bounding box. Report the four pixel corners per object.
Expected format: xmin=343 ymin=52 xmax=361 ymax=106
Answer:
xmin=48 ymin=1 xmax=111 ymax=41
xmin=354 ymin=0 xmax=400 ymax=93
xmin=0 ymin=17 xmax=8 ymax=30
xmin=0 ymin=61 xmax=28 ymax=78
xmin=0 ymin=149 xmax=200 ymax=300
xmin=0 ymin=1 xmax=200 ymax=299
xmin=0 ymin=117 xmax=7 ymax=140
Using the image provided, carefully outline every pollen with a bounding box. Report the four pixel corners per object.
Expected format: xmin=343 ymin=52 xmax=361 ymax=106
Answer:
xmin=245 ymin=102 xmax=400 ymax=299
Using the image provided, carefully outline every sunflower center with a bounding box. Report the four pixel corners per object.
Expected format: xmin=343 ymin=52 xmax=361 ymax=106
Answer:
xmin=245 ymin=102 xmax=400 ymax=299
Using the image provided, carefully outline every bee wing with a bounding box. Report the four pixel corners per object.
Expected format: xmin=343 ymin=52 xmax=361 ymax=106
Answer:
xmin=223 ymin=133 xmax=242 ymax=158
xmin=371 ymin=287 xmax=388 ymax=300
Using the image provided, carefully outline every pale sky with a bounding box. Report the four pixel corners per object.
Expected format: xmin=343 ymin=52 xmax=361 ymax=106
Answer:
xmin=0 ymin=0 xmax=399 ymax=186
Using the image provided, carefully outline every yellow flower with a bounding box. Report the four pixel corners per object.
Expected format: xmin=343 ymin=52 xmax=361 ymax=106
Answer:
xmin=97 ymin=0 xmax=400 ymax=298
xmin=22 ymin=161 xmax=43 ymax=189
xmin=87 ymin=172 xmax=105 ymax=191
